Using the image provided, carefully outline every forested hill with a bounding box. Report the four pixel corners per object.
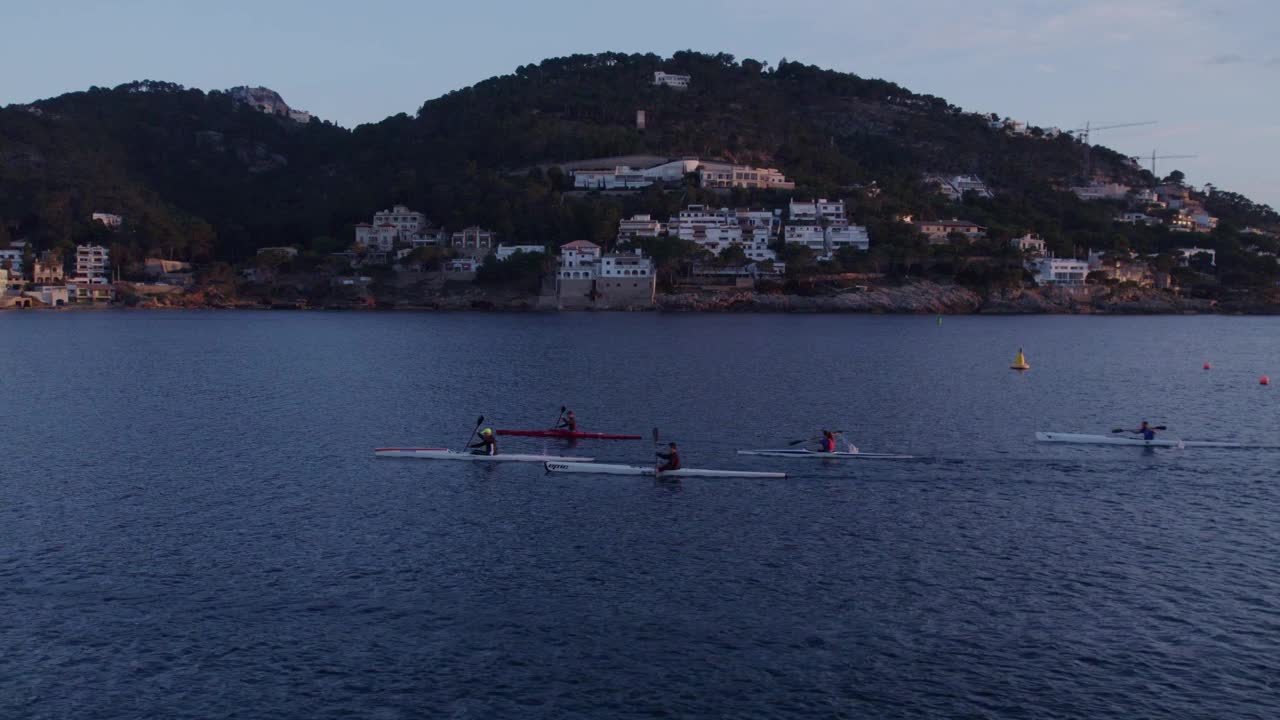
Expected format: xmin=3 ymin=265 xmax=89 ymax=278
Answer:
xmin=1 ymin=51 xmax=1276 ymax=272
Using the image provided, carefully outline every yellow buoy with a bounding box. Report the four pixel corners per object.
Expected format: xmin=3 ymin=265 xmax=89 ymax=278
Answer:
xmin=1011 ymin=347 xmax=1030 ymax=371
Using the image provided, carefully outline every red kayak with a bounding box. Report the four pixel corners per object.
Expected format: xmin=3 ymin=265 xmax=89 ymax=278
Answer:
xmin=496 ymin=429 xmax=642 ymax=440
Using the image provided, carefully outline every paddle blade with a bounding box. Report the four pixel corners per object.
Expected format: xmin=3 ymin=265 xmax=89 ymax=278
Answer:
xmin=1155 ymin=425 xmax=1168 ymax=430
xmin=1111 ymin=429 xmax=1124 ymax=433
xmin=652 ymin=427 xmax=660 ymax=444
xmin=476 ymin=416 xmax=485 ymax=427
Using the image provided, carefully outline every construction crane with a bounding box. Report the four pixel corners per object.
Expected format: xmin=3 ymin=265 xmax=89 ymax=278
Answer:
xmin=1069 ymin=121 xmax=1158 ymax=178
xmin=1138 ymin=149 xmax=1198 ymax=181
xmin=1068 ymin=120 xmax=1157 ymax=145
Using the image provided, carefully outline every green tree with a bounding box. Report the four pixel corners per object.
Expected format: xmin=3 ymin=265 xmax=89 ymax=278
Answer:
xmin=718 ymin=244 xmax=748 ymax=266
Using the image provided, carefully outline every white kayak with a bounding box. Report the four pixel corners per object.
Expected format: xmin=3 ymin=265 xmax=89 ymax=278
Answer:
xmin=1034 ymin=432 xmax=1271 ymax=449
xmin=544 ymin=461 xmax=787 ymax=479
xmin=737 ymin=449 xmax=914 ymax=460
xmin=375 ymin=448 xmax=594 ymax=462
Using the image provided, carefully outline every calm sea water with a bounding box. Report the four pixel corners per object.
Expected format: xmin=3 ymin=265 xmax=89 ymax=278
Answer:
xmin=2 ymin=311 xmax=1279 ymax=719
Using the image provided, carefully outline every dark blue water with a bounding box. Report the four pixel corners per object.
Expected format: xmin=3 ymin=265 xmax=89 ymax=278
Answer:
xmin=3 ymin=311 xmax=1279 ymax=719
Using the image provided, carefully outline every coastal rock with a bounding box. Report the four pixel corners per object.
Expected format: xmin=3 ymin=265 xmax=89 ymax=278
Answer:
xmin=658 ymin=283 xmax=982 ymax=313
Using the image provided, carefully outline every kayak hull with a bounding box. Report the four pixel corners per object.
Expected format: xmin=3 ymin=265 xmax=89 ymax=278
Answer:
xmin=737 ymin=449 xmax=914 ymax=460
xmin=544 ymin=461 xmax=787 ymax=479
xmin=496 ymin=429 xmax=642 ymax=440
xmin=375 ymin=448 xmax=594 ymax=462
xmin=1034 ymin=432 xmax=1264 ymax=448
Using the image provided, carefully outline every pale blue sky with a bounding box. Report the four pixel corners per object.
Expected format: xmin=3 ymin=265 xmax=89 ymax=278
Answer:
xmin=3 ymin=0 xmax=1277 ymax=206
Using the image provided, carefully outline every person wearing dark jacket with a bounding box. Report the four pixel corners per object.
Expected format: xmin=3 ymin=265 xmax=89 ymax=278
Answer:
xmin=656 ymin=442 xmax=681 ymax=472
xmin=470 ymin=428 xmax=497 ymax=456
xmin=1129 ymin=421 xmax=1157 ymax=441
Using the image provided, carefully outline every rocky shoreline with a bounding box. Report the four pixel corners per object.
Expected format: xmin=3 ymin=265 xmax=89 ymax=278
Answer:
xmin=10 ymin=281 xmax=1280 ymax=314
xmin=656 ymin=283 xmax=1276 ymax=315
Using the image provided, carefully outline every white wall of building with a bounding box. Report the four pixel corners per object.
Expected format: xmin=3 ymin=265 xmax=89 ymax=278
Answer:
xmin=1034 ymin=257 xmax=1089 ymax=286
xmin=1011 ymin=233 xmax=1046 ymax=255
xmin=0 ymin=249 xmax=22 ymax=275
xmin=74 ymin=245 xmax=110 ymax=281
xmin=653 ymin=72 xmax=691 ymax=88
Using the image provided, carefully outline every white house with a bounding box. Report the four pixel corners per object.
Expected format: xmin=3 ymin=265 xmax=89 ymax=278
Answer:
xmin=1011 ymin=233 xmax=1046 ymax=256
xmin=450 ymin=226 xmax=497 ymax=256
xmin=558 ymin=240 xmax=602 ymax=277
xmin=784 ymin=225 xmax=870 ymax=256
xmin=785 ymin=198 xmax=868 ymax=257
xmin=697 ymin=162 xmax=794 ymax=190
xmin=355 ymin=205 xmax=439 ymax=250
xmin=68 ymin=282 xmax=115 ymax=303
xmin=74 ymin=245 xmax=110 ymax=282
xmin=1117 ymin=212 xmax=1161 ymax=226
xmin=571 ymin=158 xmax=794 ymax=191
xmin=571 ymin=158 xmax=701 ymax=190
xmin=0 ymin=248 xmax=23 ymax=275
xmin=653 ymin=71 xmax=691 ymax=89
xmin=1169 ymin=212 xmax=1198 ymax=233
xmin=495 ymin=245 xmax=547 ymax=261
xmin=925 ymin=174 xmax=993 ymax=201
xmin=668 ymin=205 xmax=780 ymax=261
xmin=1130 ymin=188 xmax=1161 ymax=206
xmin=571 ymin=166 xmax=657 ymax=190
xmin=556 ymin=241 xmax=655 ymax=308
xmin=372 ymin=205 xmax=427 ymax=235
xmin=617 ymin=214 xmax=665 ymax=243
xmin=1071 ymin=182 xmax=1131 ymax=201
xmin=91 ymin=212 xmax=123 ymax=228
xmin=556 ymin=241 xmax=654 ymax=280
xmin=1034 ymin=257 xmax=1089 ymax=287
xmin=1189 ymin=211 xmax=1219 ymax=233
xmin=600 ymin=252 xmax=654 ymax=279
xmin=354 ymin=223 xmax=400 ymax=252
xmin=789 ymin=199 xmax=847 ymax=224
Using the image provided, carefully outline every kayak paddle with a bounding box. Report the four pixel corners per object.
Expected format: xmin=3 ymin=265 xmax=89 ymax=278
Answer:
xmin=787 ymin=430 xmax=845 ymax=446
xmin=652 ymin=427 xmax=660 ymax=476
xmin=552 ymin=405 xmax=566 ymax=430
xmin=1110 ymin=425 xmax=1167 ymax=433
xmin=463 ymin=415 xmax=484 ymax=451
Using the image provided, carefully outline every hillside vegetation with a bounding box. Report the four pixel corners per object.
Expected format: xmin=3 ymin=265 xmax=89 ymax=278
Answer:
xmin=1 ymin=51 xmax=1276 ymax=289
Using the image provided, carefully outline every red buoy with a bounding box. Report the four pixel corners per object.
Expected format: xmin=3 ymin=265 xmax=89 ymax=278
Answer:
xmin=1262 ymin=376 xmax=1271 ymax=385
xmin=1203 ymin=362 xmax=1212 ymax=370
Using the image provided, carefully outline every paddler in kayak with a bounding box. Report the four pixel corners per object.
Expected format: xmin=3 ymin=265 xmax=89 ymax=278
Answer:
xmin=469 ymin=428 xmax=498 ymax=456
xmin=817 ymin=430 xmax=837 ymax=453
xmin=1128 ymin=421 xmax=1158 ymax=441
xmin=557 ymin=410 xmax=578 ymax=433
xmin=656 ymin=442 xmax=681 ymax=471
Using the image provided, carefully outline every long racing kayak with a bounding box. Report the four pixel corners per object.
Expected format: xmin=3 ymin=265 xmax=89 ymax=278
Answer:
xmin=1034 ymin=432 xmax=1278 ymax=448
xmin=737 ymin=449 xmax=914 ymax=460
xmin=496 ymin=429 xmax=642 ymax=440
xmin=376 ymin=448 xmax=594 ymax=462
xmin=544 ymin=461 xmax=786 ymax=478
